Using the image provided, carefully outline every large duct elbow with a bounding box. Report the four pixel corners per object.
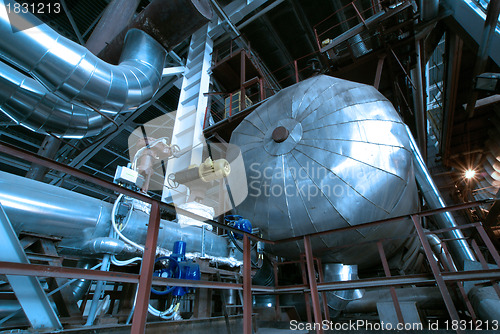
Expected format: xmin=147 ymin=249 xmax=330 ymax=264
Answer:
xmin=0 ymin=61 xmax=109 ymax=138
xmin=0 ymin=0 xmax=166 ymax=115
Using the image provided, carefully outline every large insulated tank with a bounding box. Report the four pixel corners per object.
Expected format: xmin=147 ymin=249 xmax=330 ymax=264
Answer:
xmin=229 ymin=75 xmax=418 ymax=267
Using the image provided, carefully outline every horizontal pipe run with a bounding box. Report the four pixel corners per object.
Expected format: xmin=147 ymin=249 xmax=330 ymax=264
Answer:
xmin=0 ymin=141 xmax=495 ymax=247
xmin=0 ymin=141 xmax=268 ymax=244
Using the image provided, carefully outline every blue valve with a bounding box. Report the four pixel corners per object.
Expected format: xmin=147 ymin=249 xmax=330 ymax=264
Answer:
xmin=225 ymin=215 xmax=252 ymax=240
xmin=151 ymin=241 xmax=200 ymax=297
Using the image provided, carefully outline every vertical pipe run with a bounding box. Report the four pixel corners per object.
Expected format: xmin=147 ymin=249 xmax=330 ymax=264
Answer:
xmin=84 ymin=254 xmax=111 ymax=326
xmin=304 ymin=236 xmax=323 ymax=334
xmin=85 ymin=0 xmax=141 ymax=55
xmin=411 ymin=41 xmax=427 ymax=160
xmin=243 ymin=235 xmax=252 ymax=334
xmin=406 ymin=125 xmax=477 ymax=268
xmin=131 ymin=201 xmax=161 ymax=334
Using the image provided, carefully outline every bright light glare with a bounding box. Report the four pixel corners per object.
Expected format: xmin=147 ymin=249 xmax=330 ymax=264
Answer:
xmin=267 ymin=303 xmax=272 ymax=308
xmin=465 ymin=170 xmax=476 ymax=179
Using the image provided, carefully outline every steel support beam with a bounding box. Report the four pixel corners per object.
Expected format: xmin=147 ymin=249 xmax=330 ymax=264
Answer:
xmin=374 ymin=55 xmax=386 ymax=90
xmin=465 ymin=0 xmax=500 ymax=118
xmin=377 ymin=241 xmax=405 ymax=324
xmin=411 ymin=215 xmax=462 ymax=332
xmin=85 ymin=0 xmax=140 ymax=55
xmin=25 ymin=136 xmax=61 ymax=181
xmin=131 ymin=201 xmax=161 ymax=334
xmin=0 ymin=204 xmax=62 ymax=330
xmin=411 ymin=40 xmax=427 ymax=160
xmin=304 ymin=236 xmax=323 ymax=334
xmin=243 ymin=235 xmax=252 ymax=334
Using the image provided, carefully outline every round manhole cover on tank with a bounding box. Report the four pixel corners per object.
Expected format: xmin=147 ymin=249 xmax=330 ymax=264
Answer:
xmin=229 ymin=75 xmax=418 ymax=267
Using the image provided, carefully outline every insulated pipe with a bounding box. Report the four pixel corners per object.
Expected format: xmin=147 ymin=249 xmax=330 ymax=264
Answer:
xmin=0 ymin=61 xmax=109 ymax=138
xmin=406 ymin=126 xmax=477 ymax=268
xmin=0 ymin=171 xmax=228 ymax=258
xmin=0 ymin=0 xmax=166 ymax=114
xmin=345 ymin=287 xmax=445 ymax=313
xmin=97 ymin=0 xmax=213 ymax=64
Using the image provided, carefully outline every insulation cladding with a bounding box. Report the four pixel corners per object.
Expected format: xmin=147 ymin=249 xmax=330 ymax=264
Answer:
xmin=230 ymin=75 xmax=418 ymax=266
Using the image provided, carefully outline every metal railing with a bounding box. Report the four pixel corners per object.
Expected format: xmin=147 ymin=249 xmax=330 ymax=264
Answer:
xmin=0 ymin=141 xmax=499 ymax=334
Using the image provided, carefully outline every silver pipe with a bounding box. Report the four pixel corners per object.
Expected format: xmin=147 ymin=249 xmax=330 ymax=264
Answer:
xmin=0 ymin=0 xmax=166 ymax=112
xmin=426 ymin=231 xmax=455 ymax=271
xmin=0 ymin=0 xmax=166 ymax=136
xmin=0 ymin=60 xmax=109 ymax=138
xmin=85 ymin=255 xmax=111 ymax=326
xmin=83 ymin=237 xmax=140 ymax=256
xmin=72 ymin=261 xmax=95 ymax=302
xmin=406 ymin=126 xmax=476 ymax=268
xmin=0 ymin=170 xmax=228 ymax=258
xmin=323 ymin=263 xmax=363 ymax=317
xmin=345 ymin=287 xmax=445 ymax=313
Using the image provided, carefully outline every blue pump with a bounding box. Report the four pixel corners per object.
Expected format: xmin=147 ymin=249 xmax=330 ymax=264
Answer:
xmin=151 ymin=241 xmax=200 ymax=296
xmin=224 ymin=215 xmax=252 ymax=240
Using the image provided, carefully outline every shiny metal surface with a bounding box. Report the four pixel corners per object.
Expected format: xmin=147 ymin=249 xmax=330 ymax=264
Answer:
xmin=230 ymin=75 xmax=418 ymax=266
xmin=419 ymin=0 xmax=439 ymax=21
xmin=0 ymin=61 xmax=109 ymax=138
xmin=323 ymin=264 xmax=363 ymax=315
xmin=97 ymin=0 xmax=213 ymax=63
xmin=0 ymin=0 xmax=166 ymax=126
xmin=83 ymin=237 xmax=139 ymax=256
xmin=0 ymin=171 xmax=228 ymax=258
xmin=407 ymin=125 xmax=477 ymax=267
xmin=0 ymin=202 xmax=62 ymax=329
xmin=345 ymin=287 xmax=445 ymax=313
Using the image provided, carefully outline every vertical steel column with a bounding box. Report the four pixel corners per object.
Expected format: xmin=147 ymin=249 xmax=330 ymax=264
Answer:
xmin=273 ymin=261 xmax=281 ymax=321
xmin=373 ymin=55 xmax=385 ymax=90
xmin=411 ymin=215 xmax=462 ymax=333
xmin=471 ymin=239 xmax=500 ymax=298
xmin=294 ymin=60 xmax=299 ymax=83
xmin=441 ymin=33 xmax=463 ymax=164
xmin=259 ymin=78 xmax=265 ymax=101
xmin=315 ymin=258 xmax=330 ymax=321
xmin=300 ymin=255 xmax=313 ymax=322
xmin=243 ymin=235 xmax=252 ymax=334
xmin=26 ymin=136 xmax=61 ymax=181
xmin=304 ymin=236 xmax=323 ymax=334
xmin=411 ymin=41 xmax=427 ymax=160
xmin=377 ymin=241 xmax=405 ymax=324
xmin=475 ymin=223 xmax=500 ymax=266
xmin=440 ymin=242 xmax=478 ymax=323
xmin=241 ymin=50 xmax=247 ymax=110
xmin=131 ymin=201 xmax=161 ymax=334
